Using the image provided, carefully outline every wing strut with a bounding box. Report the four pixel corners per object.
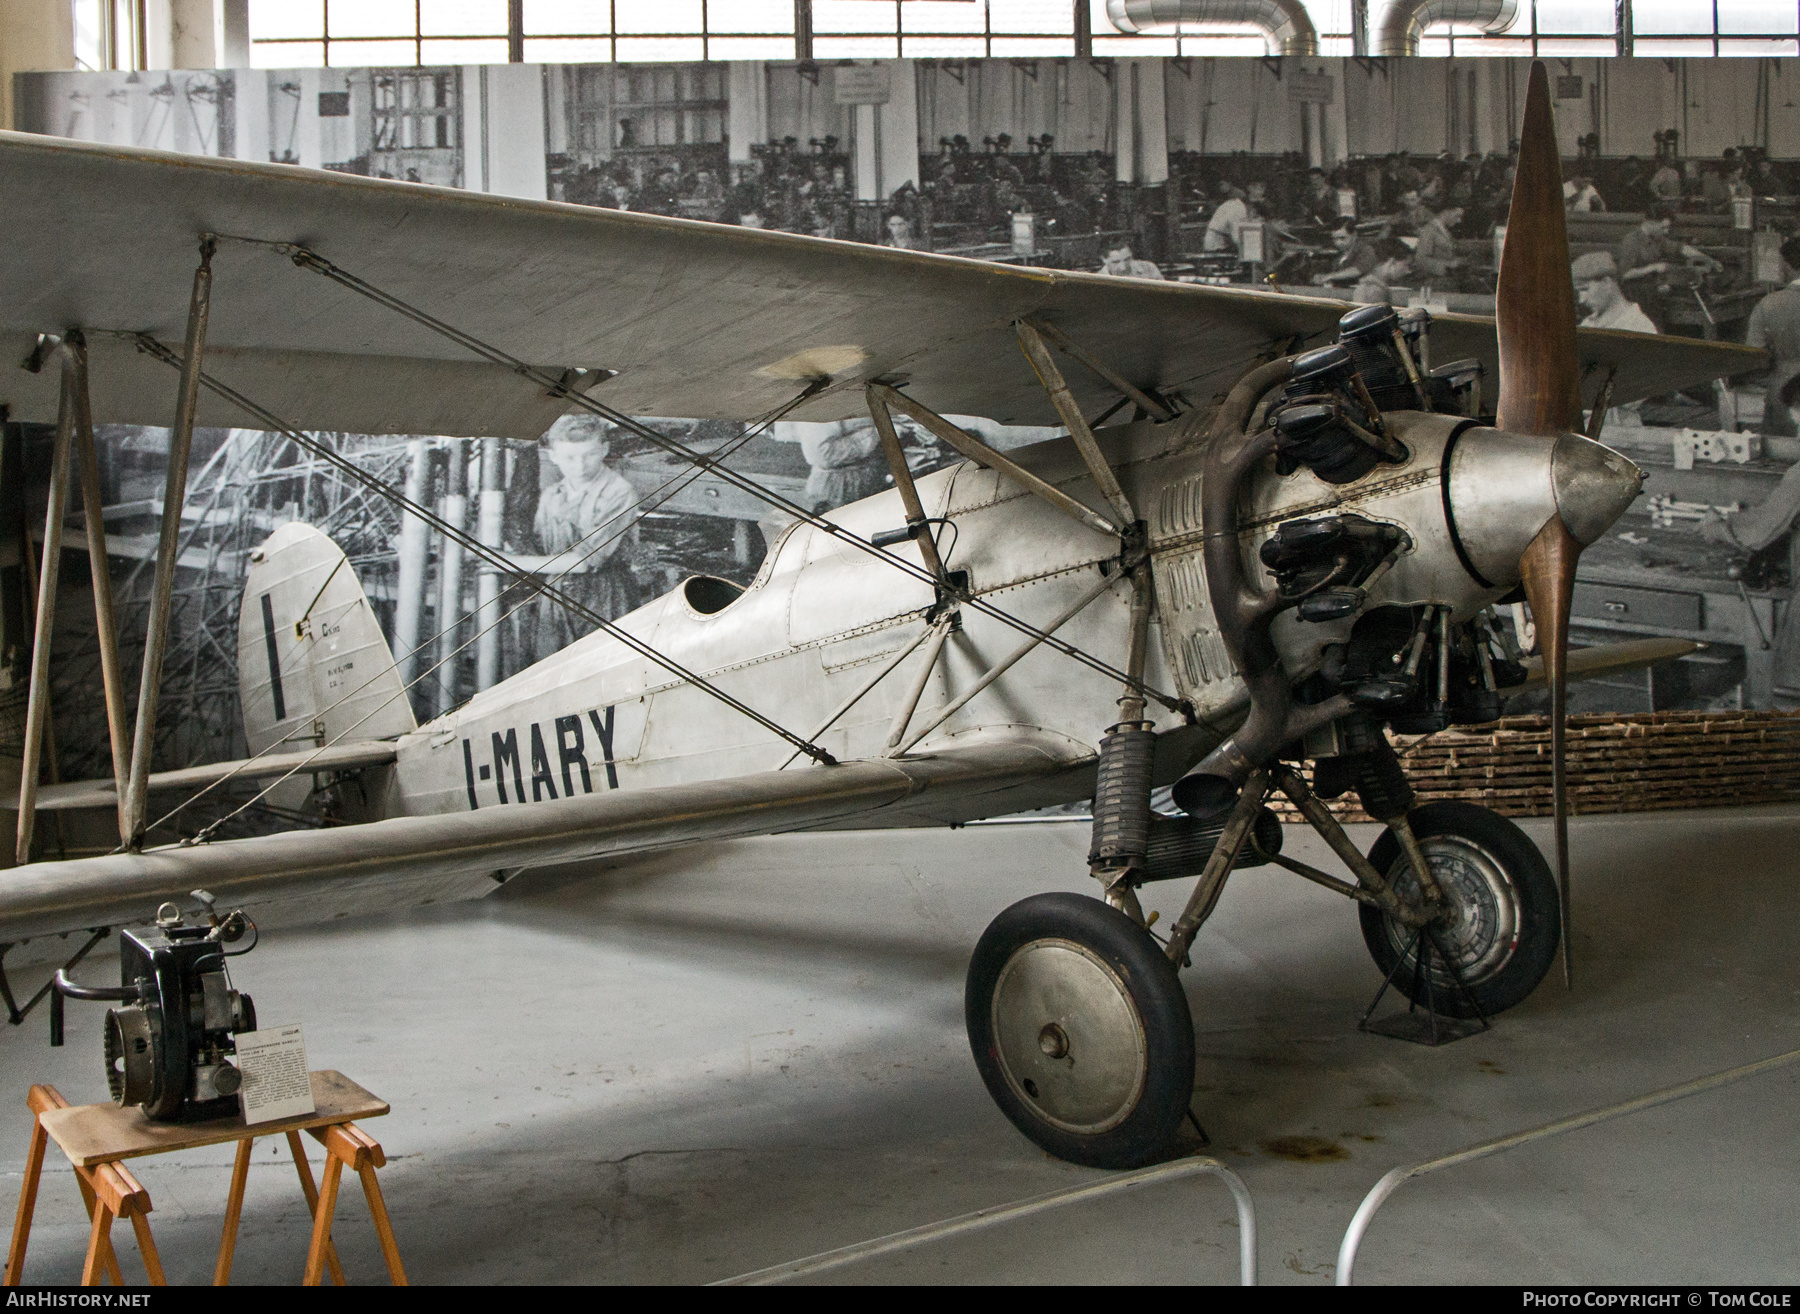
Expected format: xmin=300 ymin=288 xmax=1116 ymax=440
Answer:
xmin=865 ymin=388 xmax=951 ymax=588
xmin=121 ymin=237 xmax=215 ymax=852
xmin=1022 ymin=317 xmax=1176 ymax=423
xmin=65 ymin=334 xmax=134 ymax=822
xmin=1014 ymin=321 xmax=1137 ymax=529
xmin=871 ymin=385 xmax=1119 ymax=538
xmin=14 ymin=340 xmax=80 ymax=864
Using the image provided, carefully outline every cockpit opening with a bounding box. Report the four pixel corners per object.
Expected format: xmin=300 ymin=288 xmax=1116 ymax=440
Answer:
xmin=683 ymin=575 xmax=746 ymax=615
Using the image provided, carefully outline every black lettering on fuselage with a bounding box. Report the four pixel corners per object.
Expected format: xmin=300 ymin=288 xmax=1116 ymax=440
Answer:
xmin=485 ymin=708 xmax=619 ymax=805
xmin=529 ymin=723 xmax=558 ymax=801
xmin=555 ymin=715 xmax=591 ymax=795
xmin=587 ymin=706 xmax=620 ymax=790
xmin=492 ymin=728 xmax=524 ymax=805
xmin=462 ymin=738 xmax=479 ymax=810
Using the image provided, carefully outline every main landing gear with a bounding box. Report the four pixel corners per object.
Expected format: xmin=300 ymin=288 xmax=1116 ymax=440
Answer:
xmin=966 ymin=893 xmax=1194 ymax=1170
xmin=964 ymin=765 xmax=1562 ymax=1170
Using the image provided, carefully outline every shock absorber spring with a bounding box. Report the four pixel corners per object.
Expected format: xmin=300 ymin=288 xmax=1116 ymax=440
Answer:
xmin=1088 ymin=723 xmax=1157 ymax=872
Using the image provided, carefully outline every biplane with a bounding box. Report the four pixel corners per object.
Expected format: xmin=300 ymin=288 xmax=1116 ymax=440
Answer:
xmin=0 ymin=63 xmax=1762 ymax=1168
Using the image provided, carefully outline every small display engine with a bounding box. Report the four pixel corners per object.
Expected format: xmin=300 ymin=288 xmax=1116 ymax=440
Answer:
xmin=52 ymin=892 xmax=258 ymax=1123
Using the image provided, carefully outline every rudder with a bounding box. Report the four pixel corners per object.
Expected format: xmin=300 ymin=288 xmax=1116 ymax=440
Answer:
xmin=238 ymin=522 xmax=417 ymax=755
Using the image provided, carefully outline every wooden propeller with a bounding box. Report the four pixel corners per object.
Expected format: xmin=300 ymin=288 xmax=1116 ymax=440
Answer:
xmin=1496 ymin=61 xmax=1582 ymax=987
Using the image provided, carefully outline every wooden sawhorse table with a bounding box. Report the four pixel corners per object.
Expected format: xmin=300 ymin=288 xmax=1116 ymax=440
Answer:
xmin=5 ymin=1070 xmax=407 ymax=1285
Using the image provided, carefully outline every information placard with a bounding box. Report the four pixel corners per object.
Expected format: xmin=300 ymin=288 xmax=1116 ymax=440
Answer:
xmin=236 ymin=1025 xmax=316 ymax=1124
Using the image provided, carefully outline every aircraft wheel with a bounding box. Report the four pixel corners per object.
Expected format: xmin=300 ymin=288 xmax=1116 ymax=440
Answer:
xmin=965 ymin=892 xmax=1193 ymax=1169
xmin=1360 ymin=802 xmax=1561 ymax=1019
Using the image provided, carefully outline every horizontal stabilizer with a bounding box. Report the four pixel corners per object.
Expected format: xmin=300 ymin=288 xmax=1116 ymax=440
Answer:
xmin=25 ymin=741 xmax=400 ymax=813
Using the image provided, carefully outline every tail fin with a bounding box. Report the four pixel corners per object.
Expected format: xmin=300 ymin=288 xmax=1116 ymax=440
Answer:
xmin=238 ymin=523 xmax=418 ymax=756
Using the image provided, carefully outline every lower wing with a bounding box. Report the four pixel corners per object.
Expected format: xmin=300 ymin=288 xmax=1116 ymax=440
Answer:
xmin=0 ymin=737 xmax=1089 ymax=941
xmin=1515 ymin=637 xmax=1701 ymax=690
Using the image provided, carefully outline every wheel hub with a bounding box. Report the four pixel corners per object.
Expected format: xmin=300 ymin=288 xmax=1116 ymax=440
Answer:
xmin=1386 ymin=836 xmax=1520 ymax=986
xmin=990 ymin=938 xmax=1149 ymax=1134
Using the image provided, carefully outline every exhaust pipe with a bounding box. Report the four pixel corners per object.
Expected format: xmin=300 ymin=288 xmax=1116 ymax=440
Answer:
xmin=1105 ymin=0 xmax=1319 ymax=54
xmin=1367 ymin=0 xmax=1518 ymax=56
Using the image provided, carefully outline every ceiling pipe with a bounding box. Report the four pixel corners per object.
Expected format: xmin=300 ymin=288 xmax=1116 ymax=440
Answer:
xmin=1104 ymin=0 xmax=1319 ymax=55
xmin=1367 ymin=0 xmax=1520 ymax=55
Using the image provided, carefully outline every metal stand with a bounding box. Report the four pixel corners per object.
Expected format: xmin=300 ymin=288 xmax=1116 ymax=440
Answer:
xmin=1358 ymin=925 xmax=1490 ymax=1047
xmin=0 ymin=931 xmax=109 ymax=1028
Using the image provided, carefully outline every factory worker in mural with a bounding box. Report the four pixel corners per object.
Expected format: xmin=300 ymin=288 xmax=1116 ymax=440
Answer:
xmin=1701 ymin=374 xmax=1800 ymax=691
xmin=533 ymin=413 xmax=640 ymax=652
xmin=1573 ymin=252 xmax=1659 ymax=334
xmin=770 ymin=411 xmax=1066 ymax=527
xmin=771 ymin=418 xmax=892 ymax=515
xmin=1098 ymin=244 xmax=1165 ymax=280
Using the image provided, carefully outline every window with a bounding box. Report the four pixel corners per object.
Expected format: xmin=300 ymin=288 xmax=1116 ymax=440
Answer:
xmin=250 ymin=0 xmax=512 ymax=67
xmin=243 ymin=0 xmax=1800 ymax=65
xmin=249 ymin=0 xmax=1347 ymax=63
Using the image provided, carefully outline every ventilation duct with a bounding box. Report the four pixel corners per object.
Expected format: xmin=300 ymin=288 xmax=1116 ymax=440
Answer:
xmin=1368 ymin=0 xmax=1520 ymax=56
xmin=1105 ymin=0 xmax=1319 ymax=55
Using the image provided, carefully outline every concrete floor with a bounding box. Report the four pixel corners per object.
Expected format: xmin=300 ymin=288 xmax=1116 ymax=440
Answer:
xmin=3 ymin=805 xmax=1798 ymax=1285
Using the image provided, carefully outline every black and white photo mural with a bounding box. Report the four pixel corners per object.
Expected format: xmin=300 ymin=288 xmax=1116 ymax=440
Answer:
xmin=7 ymin=53 xmax=1800 ymax=828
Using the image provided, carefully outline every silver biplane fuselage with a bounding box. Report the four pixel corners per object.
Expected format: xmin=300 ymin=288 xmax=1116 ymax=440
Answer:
xmin=367 ymin=409 xmax=1571 ymax=827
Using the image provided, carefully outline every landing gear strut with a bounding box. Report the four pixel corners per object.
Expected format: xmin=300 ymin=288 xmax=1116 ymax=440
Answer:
xmin=962 ymin=345 xmax=1569 ymax=1169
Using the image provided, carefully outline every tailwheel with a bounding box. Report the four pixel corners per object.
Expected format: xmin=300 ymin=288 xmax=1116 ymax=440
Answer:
xmin=965 ymin=892 xmax=1193 ymax=1169
xmin=1359 ymin=801 xmax=1561 ymax=1020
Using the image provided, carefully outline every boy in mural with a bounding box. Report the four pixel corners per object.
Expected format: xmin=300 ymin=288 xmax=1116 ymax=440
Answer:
xmin=532 ymin=414 xmax=640 ymax=656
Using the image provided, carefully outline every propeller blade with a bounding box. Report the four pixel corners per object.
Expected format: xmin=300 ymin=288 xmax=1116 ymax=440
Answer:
xmin=1519 ymin=514 xmax=1579 ymax=987
xmin=1495 ymin=61 xmax=1582 ymax=439
xmin=1499 ymin=61 xmax=1589 ymax=987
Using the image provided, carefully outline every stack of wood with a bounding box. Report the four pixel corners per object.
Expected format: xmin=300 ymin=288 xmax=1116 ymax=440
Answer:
xmin=1272 ymin=711 xmax=1800 ymax=823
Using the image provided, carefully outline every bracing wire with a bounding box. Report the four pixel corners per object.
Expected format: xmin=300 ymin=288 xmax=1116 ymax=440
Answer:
xmin=128 ymin=329 xmax=841 ymax=769
xmin=136 ymin=377 xmax=823 ymax=844
xmin=228 ymin=237 xmax=1177 ymax=710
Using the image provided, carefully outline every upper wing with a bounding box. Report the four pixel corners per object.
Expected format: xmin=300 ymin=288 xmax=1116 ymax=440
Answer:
xmin=1 ymin=131 xmax=1760 ymax=437
xmin=0 ymin=737 xmax=1089 ymax=941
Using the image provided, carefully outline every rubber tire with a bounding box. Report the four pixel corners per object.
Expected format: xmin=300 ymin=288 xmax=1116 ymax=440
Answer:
xmin=966 ymin=892 xmax=1194 ymax=1169
xmin=1359 ymin=801 xmax=1561 ymax=1020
